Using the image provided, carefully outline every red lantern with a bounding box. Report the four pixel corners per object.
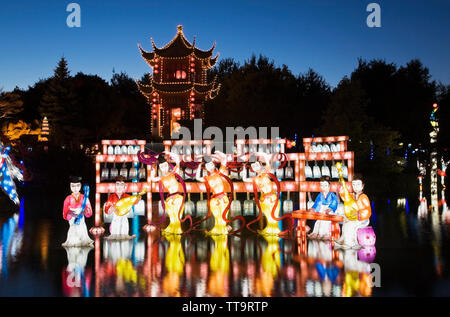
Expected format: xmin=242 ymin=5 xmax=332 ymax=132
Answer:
xmin=155 ymin=64 xmax=159 ymax=68
xmin=154 ymin=69 xmax=159 ymax=74
xmin=153 ymin=115 xmax=157 ymax=119
xmin=190 ymin=68 xmax=195 ymax=73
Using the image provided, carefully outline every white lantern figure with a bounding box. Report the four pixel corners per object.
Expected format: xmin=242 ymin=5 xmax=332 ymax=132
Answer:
xmin=121 ymin=145 xmax=128 ymax=155
xmin=110 ymin=163 xmax=119 ymax=179
xmin=313 ymin=161 xmax=321 ymax=179
xmin=185 ymin=193 xmax=195 ymax=216
xmin=127 ymin=145 xmax=134 ymax=155
xmin=276 ymin=166 xmax=284 ymax=180
xmin=120 ymin=163 xmax=128 ymax=179
xmin=230 ymin=191 xmax=242 ymax=217
xmin=283 ymin=191 xmax=294 ymax=214
xmin=243 ymin=192 xmax=254 ymax=216
xmin=316 ymin=144 xmax=323 ymax=153
xmin=101 ymin=163 xmax=109 ymax=181
xmin=285 ymin=161 xmax=294 ymax=179
xmin=331 ymin=160 xmax=339 ymax=179
xmin=321 ymin=161 xmax=330 ymax=178
xmin=114 ymin=145 xmax=121 ymax=155
xmin=138 ymin=163 xmax=146 ymax=180
xmin=330 ymin=143 xmax=337 ymax=153
xmin=196 ymin=192 xmax=208 ymax=217
xmin=307 ymin=192 xmax=314 ymax=210
xmin=107 ymin=145 xmax=114 ymax=155
xmin=322 ymin=143 xmax=331 ymax=152
xmin=341 ymin=161 xmax=348 ymax=179
xmin=311 ymin=143 xmax=317 ymax=153
xmin=128 ymin=165 xmax=138 ymax=180
xmin=305 ymin=161 xmax=313 ymax=180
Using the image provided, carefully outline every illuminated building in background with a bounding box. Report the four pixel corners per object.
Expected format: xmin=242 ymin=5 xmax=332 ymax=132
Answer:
xmin=137 ymin=25 xmax=221 ymax=138
xmin=38 ymin=116 xmax=49 ymax=142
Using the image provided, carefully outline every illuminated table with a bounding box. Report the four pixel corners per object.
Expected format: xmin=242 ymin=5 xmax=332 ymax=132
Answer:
xmin=292 ymin=210 xmax=343 ymax=241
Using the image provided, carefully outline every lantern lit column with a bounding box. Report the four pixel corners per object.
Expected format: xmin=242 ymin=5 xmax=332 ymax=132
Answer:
xmin=430 ymin=103 xmax=439 ymax=213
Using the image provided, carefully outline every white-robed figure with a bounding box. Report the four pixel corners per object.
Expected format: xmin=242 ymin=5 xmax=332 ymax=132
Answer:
xmin=308 ymin=176 xmax=338 ymax=240
xmin=62 ymin=176 xmax=94 ymax=247
xmin=104 ymin=176 xmax=137 ymax=240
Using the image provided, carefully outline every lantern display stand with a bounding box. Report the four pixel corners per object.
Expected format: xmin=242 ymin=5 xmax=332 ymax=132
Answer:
xmin=91 ymin=136 xmax=354 ymax=235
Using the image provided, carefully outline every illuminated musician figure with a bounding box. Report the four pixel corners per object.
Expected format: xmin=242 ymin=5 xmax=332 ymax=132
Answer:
xmin=308 ymin=176 xmax=338 ymax=240
xmin=104 ymin=176 xmax=138 ymax=240
xmin=62 ymin=176 xmax=94 ymax=247
xmin=243 ymin=153 xmax=281 ymax=236
xmin=149 ymin=152 xmax=185 ymax=235
xmin=195 ymin=151 xmax=232 ymax=235
xmin=336 ymin=174 xmax=371 ymax=249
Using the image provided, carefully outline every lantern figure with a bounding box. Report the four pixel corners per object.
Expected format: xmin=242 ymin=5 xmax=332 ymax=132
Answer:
xmin=230 ymin=192 xmax=242 ymax=217
xmin=196 ymin=192 xmax=208 ymax=217
xmin=304 ymin=161 xmax=313 ymax=180
xmin=120 ymin=163 xmax=128 ymax=179
xmin=128 ymin=165 xmax=137 ymax=180
xmin=114 ymin=145 xmax=121 ymax=155
xmin=323 ymin=143 xmax=331 ymax=152
xmin=101 ymin=163 xmax=109 ymax=181
xmin=330 ymin=143 xmax=337 ymax=152
xmin=321 ymin=161 xmax=330 ymax=178
xmin=138 ymin=163 xmax=146 ymax=180
xmin=311 ymin=143 xmax=317 ymax=153
xmin=121 ymin=145 xmax=128 ymax=155
xmin=285 ymin=161 xmax=294 ymax=179
xmin=313 ymin=161 xmax=321 ymax=179
xmin=110 ymin=163 xmax=119 ymax=179
xmin=276 ymin=166 xmax=284 ymax=180
xmin=107 ymin=145 xmax=114 ymax=155
xmin=331 ymin=160 xmax=339 ymax=179
xmin=185 ymin=193 xmax=195 ymax=216
xmin=283 ymin=191 xmax=294 ymax=214
xmin=243 ymin=192 xmax=254 ymax=216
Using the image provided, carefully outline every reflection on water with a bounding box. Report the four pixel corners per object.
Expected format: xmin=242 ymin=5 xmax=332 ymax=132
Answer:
xmin=2 ymin=197 xmax=450 ymax=297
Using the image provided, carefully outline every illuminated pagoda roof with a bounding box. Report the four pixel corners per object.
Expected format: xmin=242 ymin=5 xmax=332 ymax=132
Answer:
xmin=137 ymin=74 xmax=221 ymax=99
xmin=138 ymin=25 xmax=219 ymax=69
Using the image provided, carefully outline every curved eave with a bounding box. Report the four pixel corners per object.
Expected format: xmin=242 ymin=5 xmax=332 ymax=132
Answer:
xmin=138 ymin=43 xmax=156 ymax=66
xmin=137 ymin=81 xmax=221 ymax=98
xmin=194 ymin=41 xmax=216 ymax=59
xmin=202 ymin=53 xmax=220 ymax=69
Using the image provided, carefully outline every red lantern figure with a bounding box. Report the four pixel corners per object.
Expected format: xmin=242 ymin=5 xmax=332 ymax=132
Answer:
xmin=154 ymin=69 xmax=159 ymax=74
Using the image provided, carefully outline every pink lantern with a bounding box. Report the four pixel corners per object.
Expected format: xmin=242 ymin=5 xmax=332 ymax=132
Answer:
xmin=357 ymin=226 xmax=376 ymax=246
xmin=358 ymin=246 xmax=376 ymax=263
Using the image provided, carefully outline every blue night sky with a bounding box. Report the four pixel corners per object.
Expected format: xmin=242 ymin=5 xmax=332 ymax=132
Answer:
xmin=0 ymin=0 xmax=449 ymax=91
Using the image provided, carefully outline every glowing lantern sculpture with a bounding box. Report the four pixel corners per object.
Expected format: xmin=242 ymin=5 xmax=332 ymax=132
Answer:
xmin=0 ymin=144 xmax=23 ymax=205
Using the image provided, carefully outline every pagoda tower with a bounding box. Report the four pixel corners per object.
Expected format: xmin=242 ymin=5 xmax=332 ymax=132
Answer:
xmin=137 ymin=25 xmax=221 ymax=138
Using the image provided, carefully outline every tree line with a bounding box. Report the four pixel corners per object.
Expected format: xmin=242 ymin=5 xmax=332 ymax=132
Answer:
xmin=0 ymin=55 xmax=448 ymax=196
